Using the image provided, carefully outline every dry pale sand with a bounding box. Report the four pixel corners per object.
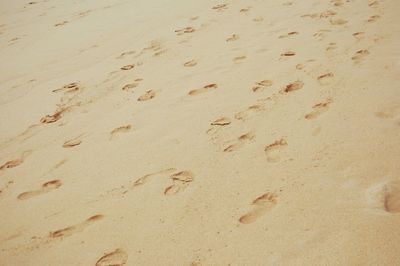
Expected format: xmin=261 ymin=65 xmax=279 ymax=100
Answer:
xmin=0 ymin=0 xmax=400 ymax=265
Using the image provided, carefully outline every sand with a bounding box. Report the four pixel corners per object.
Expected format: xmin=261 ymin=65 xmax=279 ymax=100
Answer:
xmin=1 ymin=0 xmax=400 ymax=265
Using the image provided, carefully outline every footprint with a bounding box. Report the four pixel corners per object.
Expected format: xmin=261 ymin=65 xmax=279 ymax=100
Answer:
xmin=0 ymin=150 xmax=32 ymax=171
xmin=367 ymin=180 xmax=400 ymax=213
xmin=116 ymin=50 xmax=135 ymax=59
xmin=317 ymin=72 xmax=334 ymax=85
xmin=280 ymin=80 xmax=304 ymax=94
xmin=278 ymin=31 xmax=299 ymax=39
xmin=367 ymin=15 xmax=380 ymax=22
xmin=233 ymin=55 xmax=246 ymax=63
xmin=17 ymin=180 xmax=62 ymax=200
xmin=184 ymin=60 xmax=197 ymax=67
xmin=52 ymin=82 xmax=80 ymax=93
xmin=281 ymin=51 xmax=296 ymax=57
xmin=351 ymin=49 xmax=369 ymax=63
xmin=352 ymin=32 xmax=365 ymax=40
xmin=122 ymin=83 xmax=139 ymax=92
xmin=212 ymin=4 xmax=228 ymax=11
xmin=264 ymin=138 xmax=288 ymax=162
xmin=235 ymin=105 xmax=263 ymax=120
xmin=175 ymin=27 xmax=195 ymax=35
xmin=305 ymin=98 xmax=332 ymax=119
xmin=40 ymin=110 xmax=64 ymax=124
xmin=211 ymin=117 xmax=231 ymax=126
xmin=369 ymin=1 xmax=379 ymax=8
xmin=240 ymin=7 xmax=251 ymax=13
xmin=239 ymin=192 xmax=277 ymax=224
xmin=110 ymin=125 xmax=132 ymax=140
xmin=226 ymin=34 xmax=239 ymax=42
xmin=120 ymin=64 xmax=135 ymax=71
xmin=137 ymin=90 xmax=156 ymax=101
xmin=164 ymin=171 xmax=194 ymax=195
xmin=330 ymin=18 xmax=348 ymax=25
xmin=96 ymin=249 xmax=128 ymax=266
xmin=63 ymin=136 xmax=82 ymax=148
xmin=54 ymin=21 xmax=68 ymax=27
xmin=188 ymin=84 xmax=217 ymax=96
xmin=132 ymin=168 xmax=176 ymax=187
xmin=375 ymin=104 xmax=400 ymax=120
xmin=252 ymin=80 xmax=273 ymax=92
xmin=223 ymin=132 xmax=255 ymax=152
xmin=49 ymin=214 xmax=104 ymax=238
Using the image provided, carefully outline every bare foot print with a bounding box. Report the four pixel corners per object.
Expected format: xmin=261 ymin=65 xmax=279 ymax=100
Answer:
xmin=116 ymin=50 xmax=135 ymax=59
xmin=280 ymin=80 xmax=304 ymax=93
xmin=188 ymin=84 xmax=217 ymax=96
xmin=63 ymin=135 xmax=83 ymax=148
xmin=49 ymin=214 xmax=104 ymax=238
xmin=52 ymin=82 xmax=80 ymax=93
xmin=120 ymin=64 xmax=135 ymax=70
xmin=252 ymin=80 xmax=273 ymax=92
xmin=212 ymin=4 xmax=228 ymax=11
xmin=211 ymin=117 xmax=231 ymax=126
xmin=164 ymin=171 xmax=194 ymax=195
xmin=40 ymin=109 xmax=66 ymax=124
xmin=226 ymin=34 xmax=239 ymax=42
xmin=265 ymin=138 xmax=288 ymax=162
xmin=132 ymin=168 xmax=176 ymax=187
xmin=235 ymin=105 xmax=263 ymax=120
xmin=175 ymin=27 xmax=195 ymax=35
xmin=239 ymin=192 xmax=277 ymax=224
xmin=281 ymin=51 xmax=296 ymax=57
xmin=233 ymin=55 xmax=246 ymax=63
xmin=317 ymin=72 xmax=334 ymax=85
xmin=122 ymin=82 xmax=139 ymax=92
xmin=305 ymin=98 xmax=332 ymax=119
xmin=96 ymin=249 xmax=128 ymax=266
xmin=351 ymin=49 xmax=369 ymax=63
xmin=110 ymin=125 xmax=132 ymax=140
xmin=367 ymin=15 xmax=380 ymax=22
xmin=278 ymin=31 xmax=299 ymax=39
xmin=223 ymin=132 xmax=255 ymax=152
xmin=54 ymin=21 xmax=68 ymax=27
xmin=0 ymin=150 xmax=32 ymax=171
xmin=18 ymin=180 xmax=62 ymax=200
xmin=367 ymin=180 xmax=400 ymax=213
xmin=138 ymin=90 xmax=156 ymax=101
xmin=353 ymin=32 xmax=365 ymax=40
xmin=184 ymin=59 xmax=197 ymax=67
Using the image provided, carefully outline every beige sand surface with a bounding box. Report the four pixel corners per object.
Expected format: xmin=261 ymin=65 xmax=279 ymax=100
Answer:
xmin=1 ymin=0 xmax=400 ymax=265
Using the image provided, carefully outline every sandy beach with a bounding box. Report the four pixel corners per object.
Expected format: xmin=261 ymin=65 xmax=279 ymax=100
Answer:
xmin=1 ymin=0 xmax=400 ymax=265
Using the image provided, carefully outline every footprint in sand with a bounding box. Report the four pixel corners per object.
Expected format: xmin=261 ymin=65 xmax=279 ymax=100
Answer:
xmin=330 ymin=18 xmax=348 ymax=25
xmin=0 ymin=150 xmax=32 ymax=171
xmin=188 ymin=84 xmax=217 ymax=96
xmin=332 ymin=0 xmax=344 ymax=7
xmin=132 ymin=168 xmax=177 ymax=187
xmin=17 ymin=180 xmax=62 ymax=200
xmin=353 ymin=32 xmax=365 ymax=40
xmin=184 ymin=60 xmax=197 ymax=67
xmin=120 ymin=64 xmax=135 ymax=71
xmin=226 ymin=34 xmax=239 ymax=42
xmin=52 ymin=82 xmax=80 ymax=93
xmin=54 ymin=21 xmax=68 ymax=27
xmin=305 ymin=98 xmax=333 ymax=120
xmin=40 ymin=109 xmax=65 ymax=124
xmin=280 ymin=80 xmax=304 ymax=94
xmin=206 ymin=117 xmax=232 ymax=135
xmin=375 ymin=104 xmax=400 ymax=121
xmin=367 ymin=15 xmax=380 ymax=23
xmin=351 ymin=49 xmax=369 ymax=63
xmin=175 ymin=27 xmax=195 ymax=36
xmin=317 ymin=72 xmax=334 ymax=85
xmin=252 ymin=80 xmax=273 ymax=92
xmin=369 ymin=1 xmax=379 ymax=8
xmin=235 ymin=105 xmax=263 ymax=121
xmin=239 ymin=192 xmax=277 ymax=224
xmin=233 ymin=55 xmax=246 ymax=63
xmin=96 ymin=249 xmax=128 ymax=266
xmin=63 ymin=135 xmax=83 ymax=148
xmin=110 ymin=125 xmax=132 ymax=140
xmin=116 ymin=50 xmax=135 ymax=59
xmin=367 ymin=180 xmax=400 ymax=214
xmin=212 ymin=4 xmax=228 ymax=11
xmin=137 ymin=90 xmax=156 ymax=101
xmin=278 ymin=31 xmax=299 ymax=39
xmin=280 ymin=51 xmax=296 ymax=57
xmin=49 ymin=214 xmax=104 ymax=238
xmin=265 ymin=138 xmax=288 ymax=162
xmin=164 ymin=171 xmax=194 ymax=195
xmin=223 ymin=132 xmax=255 ymax=152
